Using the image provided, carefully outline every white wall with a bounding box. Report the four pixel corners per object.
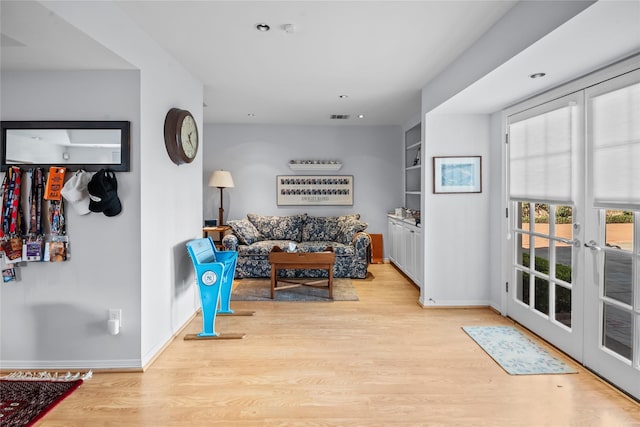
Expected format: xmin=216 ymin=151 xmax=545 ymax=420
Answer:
xmin=205 ymin=124 xmax=403 ymax=251
xmin=0 ymin=1 xmax=204 ymax=370
xmin=417 ymin=0 xmax=594 ymax=309
xmin=42 ymin=0 xmax=205 ymax=368
xmin=421 ymin=114 xmax=491 ymax=306
xmin=0 ymin=70 xmax=143 ymax=368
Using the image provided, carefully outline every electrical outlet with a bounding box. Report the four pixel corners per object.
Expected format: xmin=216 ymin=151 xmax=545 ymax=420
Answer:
xmin=108 ymin=309 xmax=122 ymax=326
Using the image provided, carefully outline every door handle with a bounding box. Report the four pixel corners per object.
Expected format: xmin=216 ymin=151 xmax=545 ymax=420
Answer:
xmin=557 ymin=237 xmax=580 ymax=247
xmin=584 ymin=240 xmax=602 ymax=252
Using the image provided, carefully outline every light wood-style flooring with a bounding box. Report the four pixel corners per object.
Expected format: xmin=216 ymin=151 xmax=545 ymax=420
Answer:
xmin=39 ymin=264 xmax=639 ymax=426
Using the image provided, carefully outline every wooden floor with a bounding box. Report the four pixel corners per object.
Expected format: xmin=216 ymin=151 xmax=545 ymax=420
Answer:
xmin=40 ymin=264 xmax=639 ymax=426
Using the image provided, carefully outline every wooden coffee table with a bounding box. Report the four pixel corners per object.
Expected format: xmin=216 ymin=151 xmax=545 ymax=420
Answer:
xmin=268 ymin=246 xmax=335 ymax=299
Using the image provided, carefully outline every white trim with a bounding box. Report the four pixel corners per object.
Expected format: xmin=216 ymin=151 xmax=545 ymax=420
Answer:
xmin=419 ymin=299 xmax=492 ymax=308
xmin=0 ymin=359 xmax=143 ymax=370
xmin=503 ymin=54 xmax=640 ymax=118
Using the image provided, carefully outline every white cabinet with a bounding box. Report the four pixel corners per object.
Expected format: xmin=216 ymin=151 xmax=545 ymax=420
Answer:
xmin=388 ymin=217 xmax=403 ymax=266
xmin=387 ymin=215 xmax=423 ymax=286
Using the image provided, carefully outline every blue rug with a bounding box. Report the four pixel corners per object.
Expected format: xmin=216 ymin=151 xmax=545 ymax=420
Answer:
xmin=462 ymin=326 xmax=578 ymax=375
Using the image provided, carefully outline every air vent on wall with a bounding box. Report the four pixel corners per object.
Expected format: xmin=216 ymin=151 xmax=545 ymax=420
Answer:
xmin=330 ymin=114 xmax=351 ymax=120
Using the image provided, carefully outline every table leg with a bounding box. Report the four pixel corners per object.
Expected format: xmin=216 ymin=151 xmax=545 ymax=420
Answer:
xmin=270 ymin=265 xmax=277 ymax=299
xmin=328 ymin=265 xmax=334 ymax=299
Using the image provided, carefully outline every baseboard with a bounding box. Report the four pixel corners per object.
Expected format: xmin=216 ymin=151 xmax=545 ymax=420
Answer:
xmin=0 ymin=359 xmax=143 ymax=372
xmin=418 ymin=299 xmax=492 ymax=308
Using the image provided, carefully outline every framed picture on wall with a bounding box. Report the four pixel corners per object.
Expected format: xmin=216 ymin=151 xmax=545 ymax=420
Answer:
xmin=277 ymin=175 xmax=353 ymax=206
xmin=433 ymin=156 xmax=482 ymax=194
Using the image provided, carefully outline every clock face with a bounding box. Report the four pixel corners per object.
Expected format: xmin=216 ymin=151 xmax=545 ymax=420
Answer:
xmin=180 ymin=115 xmax=198 ymax=160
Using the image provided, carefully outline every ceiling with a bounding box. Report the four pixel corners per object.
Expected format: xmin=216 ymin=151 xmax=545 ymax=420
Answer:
xmin=1 ymin=0 xmax=516 ymax=126
xmin=1 ymin=1 xmax=639 ymax=126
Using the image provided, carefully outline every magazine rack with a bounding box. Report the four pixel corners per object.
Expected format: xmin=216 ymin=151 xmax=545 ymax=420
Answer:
xmin=185 ymin=238 xmax=247 ymax=340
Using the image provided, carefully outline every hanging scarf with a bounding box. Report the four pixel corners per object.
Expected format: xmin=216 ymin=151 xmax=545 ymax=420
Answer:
xmin=1 ymin=167 xmax=22 ymax=238
xmin=28 ymin=168 xmax=45 ymax=236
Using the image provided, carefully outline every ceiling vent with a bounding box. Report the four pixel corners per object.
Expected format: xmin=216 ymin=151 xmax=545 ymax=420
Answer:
xmin=330 ymin=114 xmax=351 ymax=120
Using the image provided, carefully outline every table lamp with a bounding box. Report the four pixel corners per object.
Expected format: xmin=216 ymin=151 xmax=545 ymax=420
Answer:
xmin=208 ymin=170 xmax=235 ymax=226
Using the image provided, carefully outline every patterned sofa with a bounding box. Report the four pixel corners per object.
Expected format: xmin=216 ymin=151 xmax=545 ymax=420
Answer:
xmin=222 ymin=213 xmax=370 ymax=278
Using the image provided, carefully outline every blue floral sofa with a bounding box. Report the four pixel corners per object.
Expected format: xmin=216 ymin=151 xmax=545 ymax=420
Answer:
xmin=222 ymin=213 xmax=370 ymax=279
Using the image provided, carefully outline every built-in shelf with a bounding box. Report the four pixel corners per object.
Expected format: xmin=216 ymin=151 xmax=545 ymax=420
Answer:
xmin=406 ymin=141 xmax=421 ymax=151
xmin=404 ymin=123 xmax=422 ymax=211
xmin=288 ymin=162 xmax=343 ymax=171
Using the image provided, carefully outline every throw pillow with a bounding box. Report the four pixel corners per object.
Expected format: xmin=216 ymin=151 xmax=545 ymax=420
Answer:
xmin=336 ymin=219 xmax=368 ymax=244
xmin=227 ymin=219 xmax=262 ymax=245
xmin=302 ymin=216 xmax=341 ymax=241
xmin=247 ymin=213 xmax=307 ymax=241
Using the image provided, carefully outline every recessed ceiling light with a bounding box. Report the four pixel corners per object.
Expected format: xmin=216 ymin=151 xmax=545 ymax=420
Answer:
xmin=339 ymin=95 xmax=349 ymax=99
xmin=358 ymin=114 xmax=365 ymax=119
xmin=255 ymin=23 xmax=270 ymax=32
xmin=529 ymin=72 xmax=546 ymax=79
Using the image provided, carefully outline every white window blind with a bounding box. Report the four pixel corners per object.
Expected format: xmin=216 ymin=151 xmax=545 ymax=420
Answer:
xmin=508 ymin=97 xmax=578 ymax=203
xmin=589 ymin=71 xmax=640 ymax=208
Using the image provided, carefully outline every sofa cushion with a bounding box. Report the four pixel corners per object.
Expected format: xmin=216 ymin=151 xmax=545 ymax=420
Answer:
xmin=302 ymin=214 xmax=360 ymax=241
xmin=247 ymin=213 xmax=306 ymax=241
xmin=227 ymin=218 xmax=262 ymax=245
xmin=297 ymin=241 xmax=355 ymax=256
xmin=237 ymin=240 xmax=294 ymax=257
xmin=336 ymin=219 xmax=368 ymax=244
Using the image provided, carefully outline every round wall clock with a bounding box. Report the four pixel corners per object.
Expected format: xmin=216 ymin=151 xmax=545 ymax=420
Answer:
xmin=164 ymin=108 xmax=199 ymax=165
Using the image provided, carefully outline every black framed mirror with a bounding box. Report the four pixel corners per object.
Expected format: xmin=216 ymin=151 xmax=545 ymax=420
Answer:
xmin=1 ymin=121 xmax=130 ymax=172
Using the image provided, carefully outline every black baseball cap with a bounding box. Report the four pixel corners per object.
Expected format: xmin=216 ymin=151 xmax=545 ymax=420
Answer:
xmin=87 ymin=169 xmax=122 ymax=217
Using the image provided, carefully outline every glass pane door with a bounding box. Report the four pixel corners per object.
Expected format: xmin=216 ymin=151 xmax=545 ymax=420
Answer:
xmin=583 ymin=209 xmax=639 ymax=398
xmin=507 ymin=91 xmax=584 ymax=360
xmin=510 ymin=201 xmax=582 ymax=359
xmin=583 ymin=69 xmax=640 ymax=400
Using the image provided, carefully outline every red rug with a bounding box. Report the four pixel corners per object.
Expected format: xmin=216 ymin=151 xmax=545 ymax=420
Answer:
xmin=0 ymin=372 xmax=88 ymax=427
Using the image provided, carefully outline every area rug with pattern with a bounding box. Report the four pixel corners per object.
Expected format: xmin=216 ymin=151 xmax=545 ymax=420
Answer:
xmin=462 ymin=326 xmax=578 ymax=375
xmin=232 ymin=277 xmax=359 ymax=301
xmin=0 ymin=371 xmax=91 ymax=426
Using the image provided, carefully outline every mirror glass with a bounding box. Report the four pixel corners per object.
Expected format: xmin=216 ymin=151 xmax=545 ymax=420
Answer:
xmin=1 ymin=121 xmax=130 ymax=172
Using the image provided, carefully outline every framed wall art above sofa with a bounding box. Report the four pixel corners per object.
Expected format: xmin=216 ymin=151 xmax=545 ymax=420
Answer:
xmin=276 ymin=175 xmax=353 ymax=206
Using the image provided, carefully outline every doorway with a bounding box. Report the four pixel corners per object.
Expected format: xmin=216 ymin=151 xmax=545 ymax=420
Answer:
xmin=506 ymin=67 xmax=639 ymax=399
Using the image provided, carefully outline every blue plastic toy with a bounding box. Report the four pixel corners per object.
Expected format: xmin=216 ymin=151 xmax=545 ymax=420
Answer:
xmin=206 ymin=237 xmax=238 ymax=315
xmin=186 ymin=238 xmax=246 ymax=338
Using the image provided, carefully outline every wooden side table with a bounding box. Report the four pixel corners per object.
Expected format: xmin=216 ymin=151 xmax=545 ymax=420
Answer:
xmin=202 ymin=225 xmax=231 ymax=249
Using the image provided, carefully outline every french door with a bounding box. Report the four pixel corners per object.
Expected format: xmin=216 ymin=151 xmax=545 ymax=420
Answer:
xmin=582 ymin=70 xmax=640 ymax=398
xmin=507 ymin=67 xmax=640 ymax=399
xmin=507 ymin=92 xmax=585 ymax=360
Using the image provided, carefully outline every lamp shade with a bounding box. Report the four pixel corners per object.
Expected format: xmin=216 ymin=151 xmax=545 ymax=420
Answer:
xmin=208 ymin=170 xmax=235 ymax=188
